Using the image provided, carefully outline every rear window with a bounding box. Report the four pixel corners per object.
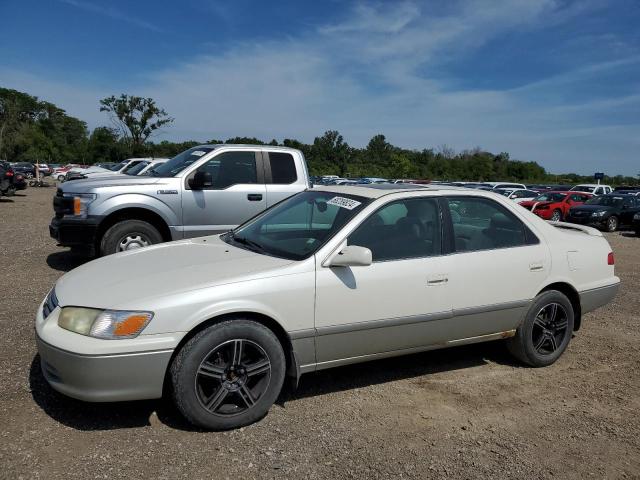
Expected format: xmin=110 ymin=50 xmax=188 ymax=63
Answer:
xmin=267 ymin=152 xmax=297 ymax=184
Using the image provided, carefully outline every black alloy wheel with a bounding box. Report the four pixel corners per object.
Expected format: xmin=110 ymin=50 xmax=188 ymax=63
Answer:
xmin=194 ymin=339 xmax=272 ymax=416
xmin=531 ymin=303 xmax=569 ymax=356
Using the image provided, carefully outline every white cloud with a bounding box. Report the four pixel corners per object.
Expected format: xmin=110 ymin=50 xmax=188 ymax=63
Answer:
xmin=58 ymin=0 xmax=164 ymax=32
xmin=1 ymin=0 xmax=637 ymax=175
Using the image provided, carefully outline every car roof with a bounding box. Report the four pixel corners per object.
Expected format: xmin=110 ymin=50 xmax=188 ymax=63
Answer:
xmin=310 ymin=183 xmax=470 ymax=199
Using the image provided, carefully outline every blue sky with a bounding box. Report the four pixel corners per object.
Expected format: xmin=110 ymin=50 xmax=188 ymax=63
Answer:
xmin=0 ymin=0 xmax=638 ymax=176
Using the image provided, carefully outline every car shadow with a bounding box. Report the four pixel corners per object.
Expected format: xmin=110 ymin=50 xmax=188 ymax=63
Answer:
xmin=0 ymin=198 xmax=14 ymax=203
xmin=30 ymin=341 xmax=518 ymax=432
xmin=282 ymin=340 xmax=517 ymax=403
xmin=46 ymin=251 xmax=90 ymax=272
xmin=620 ymin=232 xmax=638 ymax=238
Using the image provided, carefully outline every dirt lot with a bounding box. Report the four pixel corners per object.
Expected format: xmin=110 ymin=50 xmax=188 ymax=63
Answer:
xmin=1 ymin=186 xmax=639 ymax=480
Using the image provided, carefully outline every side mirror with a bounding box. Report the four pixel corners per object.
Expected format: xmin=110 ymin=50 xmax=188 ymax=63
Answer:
xmin=189 ymin=171 xmax=213 ymax=190
xmin=325 ymin=245 xmax=372 ymax=267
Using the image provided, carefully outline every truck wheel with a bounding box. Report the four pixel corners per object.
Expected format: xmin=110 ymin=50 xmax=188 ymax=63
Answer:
xmin=170 ymin=320 xmax=286 ymax=430
xmin=507 ymin=290 xmax=574 ymax=367
xmin=99 ymin=219 xmax=163 ymax=256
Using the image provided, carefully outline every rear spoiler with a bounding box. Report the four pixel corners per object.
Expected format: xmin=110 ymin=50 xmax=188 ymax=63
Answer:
xmin=547 ymin=221 xmax=603 ymax=237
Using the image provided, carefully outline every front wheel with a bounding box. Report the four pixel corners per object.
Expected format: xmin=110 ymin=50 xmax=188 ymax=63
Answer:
xmin=550 ymin=209 xmax=562 ymax=222
xmin=57 ymin=175 xmax=66 ymax=182
xmin=170 ymin=320 xmax=286 ymax=430
xmin=606 ymin=215 xmax=618 ymax=232
xmin=99 ymin=219 xmax=163 ymax=256
xmin=507 ymin=290 xmax=574 ymax=367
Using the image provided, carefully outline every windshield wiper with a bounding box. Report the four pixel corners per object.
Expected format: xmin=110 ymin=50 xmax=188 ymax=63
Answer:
xmin=228 ymin=232 xmax=266 ymax=254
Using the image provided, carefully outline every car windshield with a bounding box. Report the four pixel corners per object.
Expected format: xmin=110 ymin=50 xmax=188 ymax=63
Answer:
xmin=585 ymin=196 xmax=624 ymax=207
xmin=223 ymin=190 xmax=370 ymax=260
xmin=149 ymin=147 xmax=216 ymax=177
xmin=125 ymin=161 xmax=150 ymax=176
xmin=535 ymin=193 xmax=566 ymax=202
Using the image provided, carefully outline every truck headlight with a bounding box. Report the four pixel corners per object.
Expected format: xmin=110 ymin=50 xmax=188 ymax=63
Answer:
xmin=58 ymin=307 xmax=153 ymax=339
xmin=62 ymin=193 xmax=96 ymax=218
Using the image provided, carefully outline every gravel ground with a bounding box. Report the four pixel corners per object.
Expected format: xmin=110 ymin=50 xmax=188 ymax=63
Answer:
xmin=1 ymin=186 xmax=639 ymax=480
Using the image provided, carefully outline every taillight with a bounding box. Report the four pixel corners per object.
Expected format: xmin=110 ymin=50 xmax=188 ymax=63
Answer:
xmin=607 ymin=252 xmax=615 ymax=265
xmin=5 ymin=171 xmax=13 ymax=177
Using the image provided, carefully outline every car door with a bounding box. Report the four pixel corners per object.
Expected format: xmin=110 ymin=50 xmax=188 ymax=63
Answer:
xmin=314 ymin=196 xmax=453 ymax=365
xmin=443 ymin=195 xmax=551 ymax=338
xmin=619 ymin=196 xmax=640 ymax=226
xmin=181 ymin=150 xmax=267 ymax=238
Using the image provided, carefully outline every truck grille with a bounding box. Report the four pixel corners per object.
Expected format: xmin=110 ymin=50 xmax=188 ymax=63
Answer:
xmin=42 ymin=288 xmax=59 ymax=319
xmin=53 ymin=189 xmax=74 ymax=218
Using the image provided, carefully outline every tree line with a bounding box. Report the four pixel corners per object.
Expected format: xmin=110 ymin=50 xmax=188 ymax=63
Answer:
xmin=1 ymin=87 xmax=637 ymax=185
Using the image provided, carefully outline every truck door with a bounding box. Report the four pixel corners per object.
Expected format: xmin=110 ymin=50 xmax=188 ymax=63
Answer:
xmin=181 ymin=150 xmax=266 ymax=238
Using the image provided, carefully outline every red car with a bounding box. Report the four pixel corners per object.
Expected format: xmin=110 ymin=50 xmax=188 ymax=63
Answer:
xmin=519 ymin=191 xmax=592 ymax=221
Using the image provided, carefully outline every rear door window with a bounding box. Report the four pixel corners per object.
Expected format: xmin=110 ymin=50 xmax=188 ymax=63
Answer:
xmin=266 ymin=152 xmax=297 ymax=184
xmin=446 ymin=197 xmax=537 ymax=252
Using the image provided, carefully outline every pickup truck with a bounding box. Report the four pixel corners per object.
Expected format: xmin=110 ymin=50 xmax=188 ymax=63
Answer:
xmin=50 ymin=145 xmax=311 ymax=256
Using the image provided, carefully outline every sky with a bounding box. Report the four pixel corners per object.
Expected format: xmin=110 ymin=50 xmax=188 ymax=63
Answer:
xmin=0 ymin=0 xmax=638 ymax=176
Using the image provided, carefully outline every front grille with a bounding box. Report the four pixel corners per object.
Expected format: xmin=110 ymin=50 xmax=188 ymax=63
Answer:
xmin=53 ymin=189 xmax=73 ymax=218
xmin=42 ymin=288 xmax=59 ymax=319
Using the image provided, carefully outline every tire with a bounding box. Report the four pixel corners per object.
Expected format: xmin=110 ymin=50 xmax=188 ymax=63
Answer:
xmin=170 ymin=320 xmax=286 ymax=430
xmin=5 ymin=186 xmax=16 ymax=197
xmin=606 ymin=215 xmax=618 ymax=232
xmin=25 ymin=172 xmax=34 ymax=179
xmin=636 ymin=229 xmax=640 ymax=237
xmin=99 ymin=219 xmax=163 ymax=256
xmin=550 ymin=209 xmax=562 ymax=222
xmin=507 ymin=290 xmax=574 ymax=367
xmin=57 ymin=175 xmax=66 ymax=182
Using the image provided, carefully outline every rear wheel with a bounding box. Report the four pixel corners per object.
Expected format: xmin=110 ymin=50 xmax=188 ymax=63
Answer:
xmin=507 ymin=290 xmax=574 ymax=367
xmin=170 ymin=320 xmax=286 ymax=430
xmin=606 ymin=215 xmax=618 ymax=232
xmin=25 ymin=172 xmax=34 ymax=179
xmin=57 ymin=174 xmax=66 ymax=182
xmin=550 ymin=209 xmax=562 ymax=222
xmin=99 ymin=219 xmax=163 ymax=256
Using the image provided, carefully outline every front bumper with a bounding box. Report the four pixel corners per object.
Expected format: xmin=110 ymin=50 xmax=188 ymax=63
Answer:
xmin=579 ymin=282 xmax=620 ymax=315
xmin=36 ymin=333 xmax=173 ymax=402
xmin=565 ymin=215 xmax=606 ymax=228
xmin=49 ymin=215 xmax=102 ymax=247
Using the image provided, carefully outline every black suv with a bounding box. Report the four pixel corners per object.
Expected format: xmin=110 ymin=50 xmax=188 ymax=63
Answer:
xmin=566 ymin=194 xmax=640 ymax=232
xmin=11 ymin=162 xmax=37 ymax=179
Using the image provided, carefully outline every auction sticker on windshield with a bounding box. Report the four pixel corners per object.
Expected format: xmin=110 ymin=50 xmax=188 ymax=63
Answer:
xmin=191 ymin=150 xmax=207 ymax=157
xmin=327 ymin=196 xmax=362 ymax=210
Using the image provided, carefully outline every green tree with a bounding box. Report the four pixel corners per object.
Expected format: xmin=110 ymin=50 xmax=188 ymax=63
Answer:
xmin=311 ymin=130 xmax=351 ymax=177
xmin=99 ymin=94 xmax=173 ymax=155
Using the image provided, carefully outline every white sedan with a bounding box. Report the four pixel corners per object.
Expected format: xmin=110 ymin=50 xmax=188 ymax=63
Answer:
xmin=496 ymin=188 xmax=540 ymax=204
xmin=36 ymin=185 xmax=620 ymax=430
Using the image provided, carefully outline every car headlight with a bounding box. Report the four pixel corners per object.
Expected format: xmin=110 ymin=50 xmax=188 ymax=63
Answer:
xmin=58 ymin=307 xmax=153 ymax=339
xmin=62 ymin=193 xmax=96 ymax=218
xmin=591 ymin=210 xmax=607 ymax=217
xmin=634 ymin=213 xmax=640 ymax=220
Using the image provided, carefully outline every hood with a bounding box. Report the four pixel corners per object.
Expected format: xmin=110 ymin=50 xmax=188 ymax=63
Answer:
xmin=60 ymin=175 xmax=166 ymax=192
xmin=55 ymin=235 xmax=294 ymax=309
